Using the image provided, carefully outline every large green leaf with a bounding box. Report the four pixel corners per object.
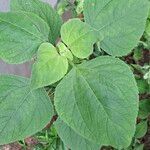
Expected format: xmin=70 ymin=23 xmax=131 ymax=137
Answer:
xmin=54 ymin=56 xmax=138 ymax=149
xmin=61 ymin=19 xmax=96 ymax=58
xmin=84 ymin=0 xmax=149 ymax=56
xmin=11 ymin=0 xmax=62 ymax=44
xmin=55 ymin=118 xmax=100 ymax=150
xmin=0 ymin=75 xmax=54 ymax=145
xmin=0 ymin=12 xmax=49 ymax=64
xmin=31 ymin=43 xmax=68 ymax=89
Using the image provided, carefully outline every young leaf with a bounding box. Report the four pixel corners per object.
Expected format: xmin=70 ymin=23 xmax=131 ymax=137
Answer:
xmin=54 ymin=56 xmax=138 ymax=149
xmin=135 ymin=121 xmax=148 ymax=139
xmin=31 ymin=43 xmax=68 ymax=89
xmin=133 ymin=48 xmax=142 ymax=61
xmin=0 ymin=12 xmax=49 ymax=64
xmin=61 ymin=19 xmax=97 ymax=58
xmin=0 ymin=75 xmax=54 ymax=145
xmin=84 ymin=0 xmax=149 ymax=56
xmin=138 ymin=99 xmax=150 ymax=119
xmin=55 ymin=118 xmax=100 ymax=150
xmin=11 ymin=0 xmax=62 ymax=44
xmin=57 ymin=42 xmax=73 ymax=61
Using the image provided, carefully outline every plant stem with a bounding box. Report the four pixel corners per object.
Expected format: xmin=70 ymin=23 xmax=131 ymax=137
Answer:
xmin=68 ymin=59 xmax=76 ymax=68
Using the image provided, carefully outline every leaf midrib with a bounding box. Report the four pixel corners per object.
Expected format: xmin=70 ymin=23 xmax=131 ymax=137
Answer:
xmin=76 ymin=68 xmax=132 ymax=140
xmin=0 ymin=17 xmax=43 ymax=41
xmin=90 ymin=1 xmax=147 ymax=34
xmin=0 ymin=86 xmax=31 ymax=136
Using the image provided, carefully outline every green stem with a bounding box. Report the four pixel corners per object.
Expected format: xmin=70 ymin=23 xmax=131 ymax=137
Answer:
xmin=68 ymin=59 xmax=76 ymax=68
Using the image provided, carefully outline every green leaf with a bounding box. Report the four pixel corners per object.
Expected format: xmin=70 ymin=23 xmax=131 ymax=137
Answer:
xmin=146 ymin=19 xmax=150 ymax=36
xmin=61 ymin=19 xmax=96 ymax=58
xmin=56 ymin=0 xmax=69 ymax=16
xmin=0 ymin=12 xmax=49 ymax=64
xmin=133 ymin=48 xmax=142 ymax=61
xmin=31 ymin=43 xmax=68 ymax=89
xmin=136 ymin=78 xmax=149 ymax=94
xmin=11 ymin=0 xmax=62 ymax=44
xmin=144 ymin=70 xmax=150 ymax=85
xmin=135 ymin=121 xmax=148 ymax=139
xmin=55 ymin=118 xmax=100 ymax=150
xmin=0 ymin=75 xmax=54 ymax=145
xmin=134 ymin=143 xmax=144 ymax=150
xmin=57 ymin=42 xmax=73 ymax=61
xmin=76 ymin=0 xmax=84 ymax=14
xmin=84 ymin=0 xmax=149 ymax=56
xmin=54 ymin=56 xmax=138 ymax=149
xmin=138 ymin=99 xmax=150 ymax=119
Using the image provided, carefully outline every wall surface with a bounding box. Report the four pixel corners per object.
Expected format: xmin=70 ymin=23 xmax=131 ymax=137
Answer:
xmin=0 ymin=0 xmax=57 ymax=77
